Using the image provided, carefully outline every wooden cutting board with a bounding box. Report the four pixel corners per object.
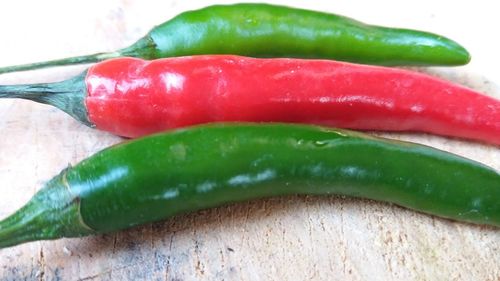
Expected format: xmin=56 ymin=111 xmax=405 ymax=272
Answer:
xmin=0 ymin=1 xmax=498 ymax=280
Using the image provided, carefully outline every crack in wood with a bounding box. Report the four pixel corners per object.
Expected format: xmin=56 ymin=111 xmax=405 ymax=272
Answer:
xmin=78 ymin=262 xmax=143 ymax=281
xmin=37 ymin=245 xmax=45 ymax=281
xmin=112 ymin=234 xmax=118 ymax=255
xmin=165 ymin=231 xmax=176 ymax=280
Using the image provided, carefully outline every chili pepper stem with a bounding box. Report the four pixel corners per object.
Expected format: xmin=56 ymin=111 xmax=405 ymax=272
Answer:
xmin=0 ymin=35 xmax=154 ymax=75
xmin=0 ymin=52 xmax=120 ymax=75
xmin=0 ymin=173 xmax=95 ymax=249
xmin=0 ymin=199 xmax=52 ymax=249
xmin=0 ymin=72 xmax=91 ymax=126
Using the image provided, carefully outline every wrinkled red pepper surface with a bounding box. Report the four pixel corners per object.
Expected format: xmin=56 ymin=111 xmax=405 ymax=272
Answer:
xmin=85 ymin=56 xmax=500 ymax=144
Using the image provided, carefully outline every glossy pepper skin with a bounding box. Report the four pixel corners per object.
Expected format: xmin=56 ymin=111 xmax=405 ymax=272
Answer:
xmin=0 ymin=3 xmax=470 ymax=74
xmin=0 ymin=123 xmax=499 ymax=249
xmin=1 ymin=55 xmax=498 ymax=144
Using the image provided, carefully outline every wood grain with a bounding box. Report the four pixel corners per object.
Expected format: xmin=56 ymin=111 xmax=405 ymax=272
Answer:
xmin=0 ymin=1 xmax=499 ymax=280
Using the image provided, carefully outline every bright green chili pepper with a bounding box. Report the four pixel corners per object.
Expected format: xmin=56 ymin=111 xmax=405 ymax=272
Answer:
xmin=0 ymin=123 xmax=498 ymax=249
xmin=0 ymin=3 xmax=470 ymax=74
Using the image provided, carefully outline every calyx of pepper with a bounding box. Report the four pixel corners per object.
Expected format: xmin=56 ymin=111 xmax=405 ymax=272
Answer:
xmin=0 ymin=71 xmax=92 ymax=126
xmin=0 ymin=168 xmax=95 ymax=249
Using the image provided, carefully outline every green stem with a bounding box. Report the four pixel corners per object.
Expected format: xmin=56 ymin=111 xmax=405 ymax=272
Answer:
xmin=0 ymin=52 xmax=120 ymax=74
xmin=0 ymin=35 xmax=155 ymax=75
xmin=0 ymin=198 xmax=50 ymax=248
xmin=0 ymin=173 xmax=95 ymax=249
xmin=0 ymin=72 xmax=92 ymax=126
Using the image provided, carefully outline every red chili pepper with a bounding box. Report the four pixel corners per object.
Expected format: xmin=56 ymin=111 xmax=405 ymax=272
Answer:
xmin=1 ymin=56 xmax=499 ymax=144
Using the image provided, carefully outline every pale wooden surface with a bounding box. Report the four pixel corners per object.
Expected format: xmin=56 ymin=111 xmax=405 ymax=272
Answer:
xmin=0 ymin=1 xmax=499 ymax=280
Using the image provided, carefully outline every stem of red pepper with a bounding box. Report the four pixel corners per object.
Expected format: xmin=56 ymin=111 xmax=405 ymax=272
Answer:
xmin=0 ymin=72 xmax=91 ymax=126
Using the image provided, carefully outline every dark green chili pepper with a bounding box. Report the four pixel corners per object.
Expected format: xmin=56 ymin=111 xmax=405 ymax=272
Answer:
xmin=0 ymin=3 xmax=470 ymax=74
xmin=0 ymin=123 xmax=498 ymax=249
